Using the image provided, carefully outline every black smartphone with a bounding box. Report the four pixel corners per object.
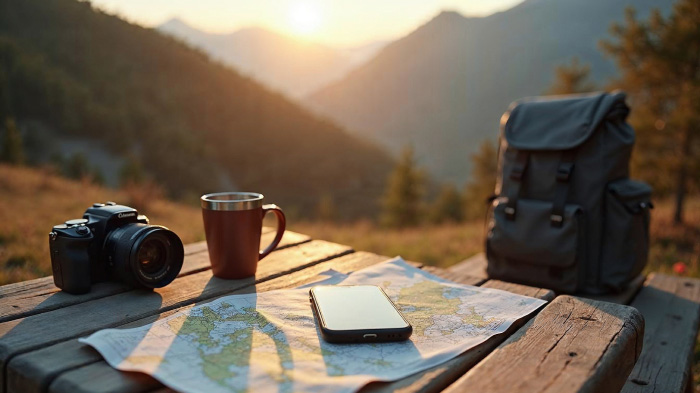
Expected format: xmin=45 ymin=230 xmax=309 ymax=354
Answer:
xmin=309 ymin=285 xmax=412 ymax=343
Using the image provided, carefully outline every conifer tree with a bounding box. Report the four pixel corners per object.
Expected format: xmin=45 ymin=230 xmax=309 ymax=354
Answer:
xmin=429 ymin=184 xmax=463 ymax=224
xmin=547 ymin=57 xmax=596 ymax=95
xmin=119 ymin=157 xmax=146 ymax=186
xmin=463 ymin=140 xmax=498 ymax=220
xmin=601 ymin=1 xmax=700 ymax=224
xmin=381 ymin=147 xmax=424 ymax=228
xmin=1 ymin=118 xmax=24 ymax=165
xmin=63 ymin=152 xmax=90 ymax=180
xmin=316 ymin=194 xmax=336 ymax=222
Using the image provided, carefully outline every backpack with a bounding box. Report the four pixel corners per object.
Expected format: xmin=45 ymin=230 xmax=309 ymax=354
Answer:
xmin=485 ymin=92 xmax=652 ymax=294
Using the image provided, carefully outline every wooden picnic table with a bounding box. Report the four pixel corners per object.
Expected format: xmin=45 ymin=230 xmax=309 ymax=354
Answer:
xmin=0 ymin=228 xmax=697 ymax=393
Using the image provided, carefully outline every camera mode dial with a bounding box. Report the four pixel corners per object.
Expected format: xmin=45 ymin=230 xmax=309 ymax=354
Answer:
xmin=65 ymin=218 xmax=88 ymax=227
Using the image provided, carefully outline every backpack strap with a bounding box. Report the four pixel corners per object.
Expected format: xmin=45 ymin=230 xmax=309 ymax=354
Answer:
xmin=550 ymin=149 xmax=576 ymax=227
xmin=504 ymin=150 xmax=529 ymax=220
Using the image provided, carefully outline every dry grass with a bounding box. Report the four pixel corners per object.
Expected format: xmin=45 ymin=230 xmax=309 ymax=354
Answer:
xmin=293 ymin=197 xmax=699 ymax=275
xmin=0 ymin=164 xmax=204 ymax=284
xmin=290 ymin=220 xmax=485 ymax=267
xmin=646 ymin=197 xmax=700 ymax=276
xmin=2 ymin=162 xmax=696 ymax=283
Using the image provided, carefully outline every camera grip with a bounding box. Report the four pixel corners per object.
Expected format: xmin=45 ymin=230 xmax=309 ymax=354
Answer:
xmin=50 ymin=231 xmax=93 ymax=294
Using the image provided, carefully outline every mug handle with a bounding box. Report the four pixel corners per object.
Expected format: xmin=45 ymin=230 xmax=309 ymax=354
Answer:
xmin=259 ymin=204 xmax=286 ymax=260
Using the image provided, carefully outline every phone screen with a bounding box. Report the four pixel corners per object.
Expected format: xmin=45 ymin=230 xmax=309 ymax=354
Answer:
xmin=311 ymin=285 xmax=409 ymax=331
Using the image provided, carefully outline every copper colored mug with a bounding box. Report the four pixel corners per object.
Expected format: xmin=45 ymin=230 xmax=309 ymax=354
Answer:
xmin=201 ymin=192 xmax=286 ymax=279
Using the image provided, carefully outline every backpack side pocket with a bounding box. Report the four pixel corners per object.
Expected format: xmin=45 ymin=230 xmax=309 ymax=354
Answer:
xmin=599 ymin=179 xmax=652 ymax=292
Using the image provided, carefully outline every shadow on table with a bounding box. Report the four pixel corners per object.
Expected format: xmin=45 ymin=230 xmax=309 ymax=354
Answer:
xmin=155 ymin=275 xmax=294 ymax=393
xmin=0 ymin=286 xmax=164 ymax=392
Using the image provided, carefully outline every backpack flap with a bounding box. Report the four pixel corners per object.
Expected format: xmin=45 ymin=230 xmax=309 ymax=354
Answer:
xmin=501 ymin=92 xmax=629 ymax=151
xmin=608 ymin=179 xmax=653 ymax=213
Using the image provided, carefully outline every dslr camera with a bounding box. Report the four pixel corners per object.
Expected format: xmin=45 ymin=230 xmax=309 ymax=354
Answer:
xmin=49 ymin=202 xmax=184 ymax=294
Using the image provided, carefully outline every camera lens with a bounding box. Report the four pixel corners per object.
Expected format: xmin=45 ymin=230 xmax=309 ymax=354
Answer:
xmin=106 ymin=224 xmax=184 ymax=289
xmin=137 ymin=237 xmax=167 ymax=276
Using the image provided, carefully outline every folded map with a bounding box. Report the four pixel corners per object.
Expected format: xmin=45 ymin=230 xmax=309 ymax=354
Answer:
xmin=80 ymin=257 xmax=546 ymax=393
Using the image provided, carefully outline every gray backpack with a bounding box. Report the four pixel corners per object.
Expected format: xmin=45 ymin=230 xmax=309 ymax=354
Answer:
xmin=486 ymin=92 xmax=652 ymax=294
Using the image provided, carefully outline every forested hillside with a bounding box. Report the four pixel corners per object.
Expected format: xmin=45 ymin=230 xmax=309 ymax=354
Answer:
xmin=308 ymin=0 xmax=673 ymax=184
xmin=0 ymin=0 xmax=394 ymax=218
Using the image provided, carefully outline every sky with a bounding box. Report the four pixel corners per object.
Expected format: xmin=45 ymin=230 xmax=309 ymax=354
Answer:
xmin=89 ymin=0 xmax=525 ymax=47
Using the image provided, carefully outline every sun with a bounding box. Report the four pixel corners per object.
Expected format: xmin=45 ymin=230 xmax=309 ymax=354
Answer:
xmin=288 ymin=2 xmax=322 ymax=37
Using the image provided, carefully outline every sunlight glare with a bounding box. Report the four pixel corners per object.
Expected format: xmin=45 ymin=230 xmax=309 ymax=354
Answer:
xmin=288 ymin=2 xmax=322 ymax=36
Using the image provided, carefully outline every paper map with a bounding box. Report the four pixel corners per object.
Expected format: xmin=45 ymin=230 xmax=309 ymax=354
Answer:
xmin=80 ymin=258 xmax=546 ymax=393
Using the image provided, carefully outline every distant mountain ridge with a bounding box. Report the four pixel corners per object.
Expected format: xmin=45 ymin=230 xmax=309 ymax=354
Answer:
xmin=158 ymin=18 xmax=386 ymax=98
xmin=0 ymin=0 xmax=394 ymax=218
xmin=308 ymin=0 xmax=674 ymax=184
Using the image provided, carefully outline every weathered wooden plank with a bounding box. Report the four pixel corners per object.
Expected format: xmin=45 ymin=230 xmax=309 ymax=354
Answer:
xmin=419 ymin=265 xmax=483 ymax=286
xmin=361 ymin=279 xmax=553 ymax=393
xmin=582 ymin=274 xmax=645 ymax=305
xmin=8 ymin=252 xmax=387 ymax=393
xmin=444 ymin=295 xmax=644 ymax=393
xmin=45 ymin=252 xmax=391 ymax=393
xmin=51 ymin=363 xmax=157 ymax=393
xmin=11 ymin=253 xmax=389 ymax=393
xmin=7 ymin=309 xmax=186 ymax=393
xmin=622 ymin=274 xmax=700 ymax=393
xmin=0 ymin=239 xmax=347 ymax=393
xmin=44 ymin=262 xmax=545 ymax=393
xmin=0 ymin=229 xmax=280 ymax=301
xmin=0 ymin=230 xmax=310 ymax=323
xmin=0 ymin=242 xmax=209 ymax=300
xmin=448 ymin=253 xmax=488 ymax=280
xmin=481 ymin=280 xmax=555 ymax=301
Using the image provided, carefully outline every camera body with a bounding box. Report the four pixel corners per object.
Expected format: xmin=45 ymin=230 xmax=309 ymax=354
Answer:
xmin=49 ymin=202 xmax=184 ymax=294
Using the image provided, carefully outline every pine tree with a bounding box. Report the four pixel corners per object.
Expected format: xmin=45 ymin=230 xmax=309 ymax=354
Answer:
xmin=316 ymin=194 xmax=336 ymax=222
xmin=463 ymin=140 xmax=498 ymax=220
xmin=601 ymin=2 xmax=700 ymax=224
xmin=119 ymin=157 xmax=146 ymax=186
xmin=429 ymin=184 xmax=463 ymax=224
xmin=63 ymin=152 xmax=90 ymax=180
xmin=381 ymin=147 xmax=424 ymax=228
xmin=1 ymin=118 xmax=24 ymax=165
xmin=547 ymin=57 xmax=596 ymax=95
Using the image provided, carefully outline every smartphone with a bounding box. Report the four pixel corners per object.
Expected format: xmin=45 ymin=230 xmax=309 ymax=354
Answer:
xmin=309 ymin=285 xmax=412 ymax=343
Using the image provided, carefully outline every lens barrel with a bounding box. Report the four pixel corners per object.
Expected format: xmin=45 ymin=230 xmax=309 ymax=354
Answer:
xmin=106 ymin=224 xmax=184 ymax=289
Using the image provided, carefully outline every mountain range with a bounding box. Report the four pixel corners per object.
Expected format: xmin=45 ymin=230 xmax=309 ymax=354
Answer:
xmin=0 ymin=0 xmax=394 ymax=218
xmin=158 ymin=18 xmax=387 ymax=98
xmin=307 ymin=0 xmax=675 ymax=184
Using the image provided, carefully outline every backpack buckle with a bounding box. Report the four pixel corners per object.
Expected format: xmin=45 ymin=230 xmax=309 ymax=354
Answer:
xmin=504 ymin=206 xmax=516 ymax=220
xmin=556 ymin=163 xmax=574 ymax=182
xmin=550 ymin=214 xmax=564 ymax=227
